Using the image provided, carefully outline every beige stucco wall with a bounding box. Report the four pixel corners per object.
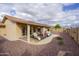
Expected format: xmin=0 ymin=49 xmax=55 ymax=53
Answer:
xmin=0 ymin=20 xmax=28 ymax=41
xmin=0 ymin=19 xmax=51 ymax=41
xmin=4 ymin=19 xmax=19 ymax=41
xmin=16 ymin=23 xmax=24 ymax=39
xmin=0 ymin=27 xmax=6 ymax=37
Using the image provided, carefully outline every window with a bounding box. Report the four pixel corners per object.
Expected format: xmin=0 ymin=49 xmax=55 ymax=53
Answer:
xmin=38 ymin=28 xmax=41 ymax=32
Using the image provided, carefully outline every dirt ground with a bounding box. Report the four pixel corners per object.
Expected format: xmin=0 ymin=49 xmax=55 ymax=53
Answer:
xmin=0 ymin=32 xmax=79 ymax=56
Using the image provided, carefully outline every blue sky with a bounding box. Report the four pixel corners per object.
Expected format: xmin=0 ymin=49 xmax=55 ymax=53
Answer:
xmin=0 ymin=3 xmax=79 ymax=27
xmin=63 ymin=3 xmax=79 ymax=11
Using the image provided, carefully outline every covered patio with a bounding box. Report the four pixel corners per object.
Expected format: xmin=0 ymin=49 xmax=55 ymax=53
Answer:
xmin=17 ymin=22 xmax=51 ymax=44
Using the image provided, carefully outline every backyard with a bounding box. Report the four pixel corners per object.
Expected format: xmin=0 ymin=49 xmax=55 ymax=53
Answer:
xmin=0 ymin=31 xmax=79 ymax=56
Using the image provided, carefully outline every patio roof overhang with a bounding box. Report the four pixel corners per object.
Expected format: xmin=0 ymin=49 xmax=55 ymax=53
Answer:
xmin=2 ymin=15 xmax=51 ymax=28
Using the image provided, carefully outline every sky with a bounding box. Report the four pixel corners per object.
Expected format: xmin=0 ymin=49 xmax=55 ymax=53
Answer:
xmin=0 ymin=3 xmax=79 ymax=27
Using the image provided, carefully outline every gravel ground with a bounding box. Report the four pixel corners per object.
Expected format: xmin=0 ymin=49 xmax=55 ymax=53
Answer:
xmin=0 ymin=32 xmax=79 ymax=56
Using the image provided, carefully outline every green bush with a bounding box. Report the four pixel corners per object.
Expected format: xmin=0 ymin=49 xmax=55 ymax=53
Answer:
xmin=54 ymin=24 xmax=61 ymax=29
xmin=56 ymin=37 xmax=64 ymax=45
xmin=58 ymin=39 xmax=64 ymax=45
xmin=56 ymin=37 xmax=63 ymax=40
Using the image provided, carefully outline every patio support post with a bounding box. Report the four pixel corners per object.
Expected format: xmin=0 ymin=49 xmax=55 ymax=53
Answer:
xmin=35 ymin=27 xmax=38 ymax=32
xmin=27 ymin=24 xmax=30 ymax=42
xmin=42 ymin=27 xmax=46 ymax=37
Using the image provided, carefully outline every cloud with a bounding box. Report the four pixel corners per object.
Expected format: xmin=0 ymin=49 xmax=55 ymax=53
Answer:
xmin=13 ymin=3 xmax=63 ymax=20
xmin=65 ymin=9 xmax=79 ymax=23
xmin=0 ymin=3 xmax=79 ymax=27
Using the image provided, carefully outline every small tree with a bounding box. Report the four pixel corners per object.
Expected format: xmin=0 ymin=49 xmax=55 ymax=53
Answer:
xmin=54 ymin=24 xmax=61 ymax=29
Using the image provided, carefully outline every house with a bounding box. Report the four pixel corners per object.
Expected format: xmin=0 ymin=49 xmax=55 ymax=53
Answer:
xmin=0 ymin=15 xmax=51 ymax=42
xmin=0 ymin=22 xmax=5 ymax=36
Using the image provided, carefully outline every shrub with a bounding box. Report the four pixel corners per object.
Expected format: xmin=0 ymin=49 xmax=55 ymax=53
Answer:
xmin=54 ymin=24 xmax=61 ymax=29
xmin=56 ymin=37 xmax=63 ymax=40
xmin=56 ymin=37 xmax=64 ymax=45
xmin=58 ymin=39 xmax=64 ymax=45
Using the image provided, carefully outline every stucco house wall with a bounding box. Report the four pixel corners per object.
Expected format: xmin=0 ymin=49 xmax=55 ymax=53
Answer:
xmin=0 ymin=15 xmax=51 ymax=41
xmin=0 ymin=26 xmax=6 ymax=37
xmin=4 ymin=19 xmax=19 ymax=41
xmin=16 ymin=23 xmax=26 ymax=40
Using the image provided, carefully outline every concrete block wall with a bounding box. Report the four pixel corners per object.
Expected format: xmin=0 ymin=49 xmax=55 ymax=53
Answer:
xmin=77 ymin=28 xmax=79 ymax=44
xmin=65 ymin=28 xmax=79 ymax=44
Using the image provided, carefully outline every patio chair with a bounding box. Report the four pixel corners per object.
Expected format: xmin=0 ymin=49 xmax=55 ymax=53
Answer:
xmin=32 ymin=32 xmax=41 ymax=40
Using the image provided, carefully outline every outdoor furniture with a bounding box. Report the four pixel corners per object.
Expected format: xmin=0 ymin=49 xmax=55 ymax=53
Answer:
xmin=32 ymin=32 xmax=41 ymax=40
xmin=31 ymin=30 xmax=52 ymax=41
